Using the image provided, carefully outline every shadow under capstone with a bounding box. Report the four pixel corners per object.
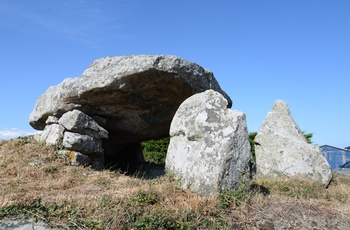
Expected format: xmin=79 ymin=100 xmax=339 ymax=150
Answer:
xmin=103 ymin=142 xmax=165 ymax=179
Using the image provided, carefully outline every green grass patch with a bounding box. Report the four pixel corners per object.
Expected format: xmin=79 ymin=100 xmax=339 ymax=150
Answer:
xmin=128 ymin=190 xmax=159 ymax=207
xmin=141 ymin=137 xmax=170 ymax=164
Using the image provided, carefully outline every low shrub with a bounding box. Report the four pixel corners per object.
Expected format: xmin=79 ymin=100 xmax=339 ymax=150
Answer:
xmin=141 ymin=137 xmax=170 ymax=164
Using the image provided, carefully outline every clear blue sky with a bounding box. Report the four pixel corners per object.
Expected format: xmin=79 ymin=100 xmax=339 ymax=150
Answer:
xmin=0 ymin=0 xmax=349 ymax=148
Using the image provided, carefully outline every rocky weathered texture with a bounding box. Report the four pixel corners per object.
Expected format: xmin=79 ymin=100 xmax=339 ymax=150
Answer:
xmin=58 ymin=150 xmax=89 ymax=166
xmin=63 ymin=132 xmax=104 ymax=155
xmin=37 ymin=110 xmax=108 ymax=169
xmin=58 ymin=109 xmax=108 ymax=139
xmin=45 ymin=115 xmax=59 ymax=125
xmin=255 ymin=100 xmax=332 ymax=186
xmin=166 ymin=90 xmax=251 ymax=196
xmin=39 ymin=124 xmax=64 ymax=145
xmin=29 ymin=55 xmax=232 ymax=145
xmin=0 ymin=220 xmax=57 ymax=230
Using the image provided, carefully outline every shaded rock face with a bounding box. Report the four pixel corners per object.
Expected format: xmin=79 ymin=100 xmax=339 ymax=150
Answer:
xmin=255 ymin=100 xmax=332 ymax=186
xmin=166 ymin=90 xmax=251 ymax=196
xmin=63 ymin=132 xmax=104 ymax=155
xmin=29 ymin=55 xmax=232 ymax=146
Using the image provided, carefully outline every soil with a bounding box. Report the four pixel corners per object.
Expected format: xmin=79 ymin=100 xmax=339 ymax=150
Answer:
xmin=248 ymin=197 xmax=349 ymax=229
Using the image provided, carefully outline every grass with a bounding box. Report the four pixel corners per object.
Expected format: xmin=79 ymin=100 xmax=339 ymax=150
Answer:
xmin=0 ymin=136 xmax=350 ymax=229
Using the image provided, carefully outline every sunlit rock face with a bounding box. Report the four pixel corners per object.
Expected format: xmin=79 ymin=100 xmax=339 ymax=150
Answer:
xmin=166 ymin=90 xmax=251 ymax=196
xmin=255 ymin=100 xmax=332 ymax=186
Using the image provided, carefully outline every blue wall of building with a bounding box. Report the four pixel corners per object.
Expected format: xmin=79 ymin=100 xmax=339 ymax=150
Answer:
xmin=320 ymin=145 xmax=350 ymax=169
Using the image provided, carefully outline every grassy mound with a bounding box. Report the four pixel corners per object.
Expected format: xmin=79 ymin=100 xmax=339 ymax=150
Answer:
xmin=0 ymin=137 xmax=349 ymax=229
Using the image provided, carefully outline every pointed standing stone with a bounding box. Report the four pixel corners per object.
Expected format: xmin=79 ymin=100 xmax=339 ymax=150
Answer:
xmin=255 ymin=100 xmax=332 ymax=186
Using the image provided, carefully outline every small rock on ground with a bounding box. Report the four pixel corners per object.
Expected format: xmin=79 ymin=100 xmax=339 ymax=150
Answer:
xmin=0 ymin=220 xmax=57 ymax=230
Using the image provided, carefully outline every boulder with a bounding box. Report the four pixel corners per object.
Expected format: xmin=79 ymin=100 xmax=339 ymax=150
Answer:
xmin=45 ymin=115 xmax=59 ymax=125
xmin=166 ymin=90 xmax=251 ymax=196
xmin=58 ymin=150 xmax=89 ymax=166
xmin=29 ymin=55 xmax=232 ymax=145
xmin=39 ymin=124 xmax=64 ymax=146
xmin=62 ymin=131 xmax=104 ymax=155
xmin=254 ymin=100 xmax=332 ymax=186
xmin=58 ymin=109 xmax=108 ymax=139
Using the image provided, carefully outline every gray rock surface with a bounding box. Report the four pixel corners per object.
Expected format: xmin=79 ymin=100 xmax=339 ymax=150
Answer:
xmin=0 ymin=220 xmax=57 ymax=230
xmin=255 ymin=100 xmax=332 ymax=186
xmin=39 ymin=124 xmax=64 ymax=145
xmin=35 ymin=111 xmax=107 ymax=169
xmin=63 ymin=132 xmax=104 ymax=155
xmin=58 ymin=150 xmax=89 ymax=166
xmin=58 ymin=109 xmax=108 ymax=139
xmin=29 ymin=55 xmax=231 ymax=145
xmin=166 ymin=90 xmax=251 ymax=196
xmin=45 ymin=116 xmax=58 ymax=125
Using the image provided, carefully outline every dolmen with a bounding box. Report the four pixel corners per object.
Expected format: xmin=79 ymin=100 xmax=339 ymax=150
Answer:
xmin=29 ymin=55 xmax=232 ymax=170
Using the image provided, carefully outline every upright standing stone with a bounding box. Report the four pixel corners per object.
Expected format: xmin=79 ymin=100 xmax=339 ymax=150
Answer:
xmin=166 ymin=90 xmax=251 ymax=196
xmin=255 ymin=100 xmax=332 ymax=186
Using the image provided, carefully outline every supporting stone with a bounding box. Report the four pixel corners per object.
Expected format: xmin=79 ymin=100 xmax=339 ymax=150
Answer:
xmin=62 ymin=132 xmax=104 ymax=155
xmin=39 ymin=124 xmax=64 ymax=146
xmin=166 ymin=90 xmax=251 ymax=196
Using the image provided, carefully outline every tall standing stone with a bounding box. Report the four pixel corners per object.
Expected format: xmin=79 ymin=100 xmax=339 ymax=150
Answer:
xmin=166 ymin=90 xmax=251 ymax=196
xmin=254 ymin=100 xmax=332 ymax=186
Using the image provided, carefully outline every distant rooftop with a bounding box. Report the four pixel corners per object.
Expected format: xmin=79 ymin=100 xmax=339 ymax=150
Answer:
xmin=320 ymin=145 xmax=350 ymax=152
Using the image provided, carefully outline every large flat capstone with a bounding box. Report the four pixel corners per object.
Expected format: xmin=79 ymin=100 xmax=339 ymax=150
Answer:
xmin=29 ymin=55 xmax=231 ymax=145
